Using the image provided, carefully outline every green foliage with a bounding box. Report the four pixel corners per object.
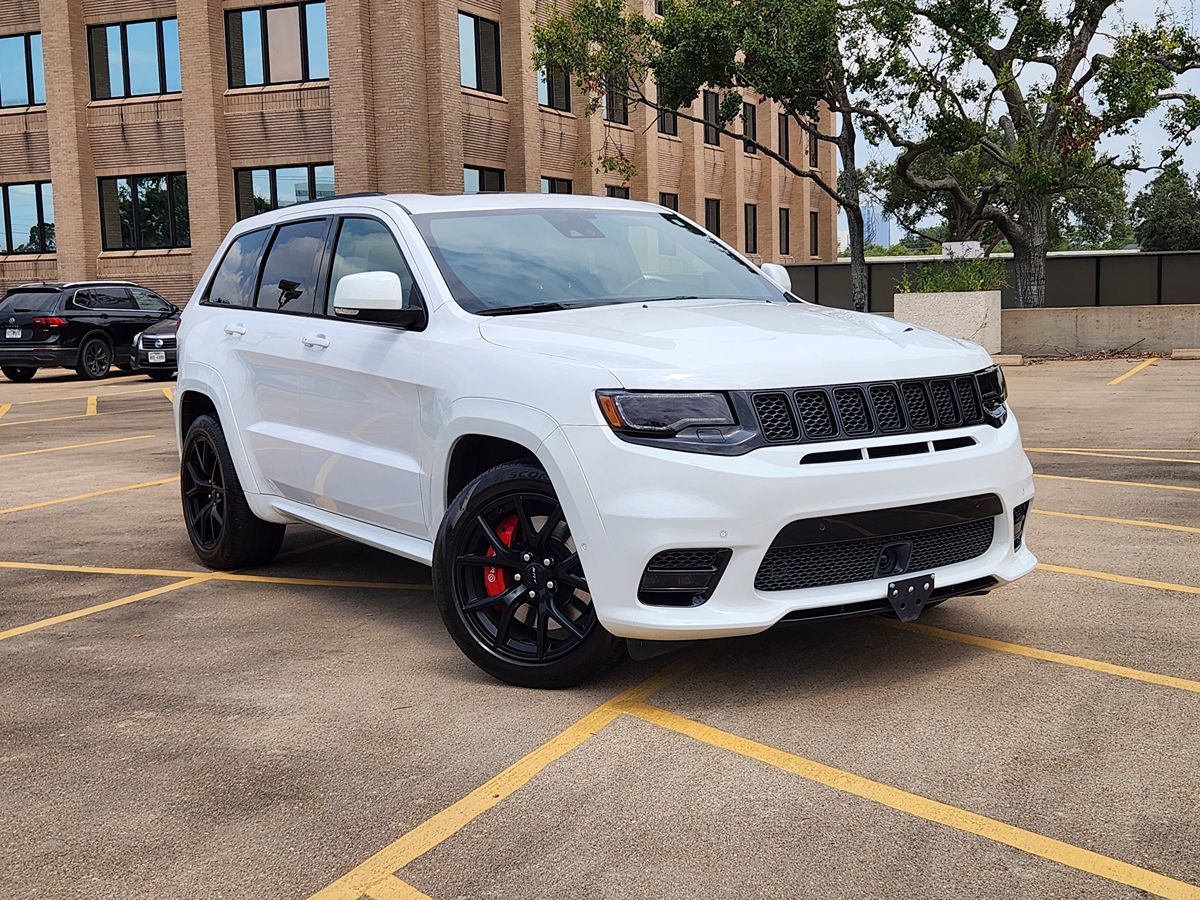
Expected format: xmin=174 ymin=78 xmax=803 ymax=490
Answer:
xmin=1131 ymin=162 xmax=1200 ymax=251
xmin=896 ymin=257 xmax=1009 ymax=293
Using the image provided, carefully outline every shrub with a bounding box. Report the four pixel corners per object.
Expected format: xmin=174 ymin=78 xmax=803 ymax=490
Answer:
xmin=896 ymin=257 xmax=1008 ymax=293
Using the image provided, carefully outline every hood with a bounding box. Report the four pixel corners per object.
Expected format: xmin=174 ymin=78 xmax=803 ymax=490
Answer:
xmin=478 ymin=299 xmax=992 ymax=390
xmin=141 ymin=315 xmax=179 ymax=338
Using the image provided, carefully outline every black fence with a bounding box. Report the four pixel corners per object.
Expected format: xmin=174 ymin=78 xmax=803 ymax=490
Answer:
xmin=786 ymin=250 xmax=1200 ymax=311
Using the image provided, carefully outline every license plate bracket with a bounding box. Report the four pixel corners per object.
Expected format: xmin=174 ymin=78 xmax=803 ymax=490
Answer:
xmin=886 ymin=573 xmax=934 ymax=622
xmin=148 ymin=351 xmax=166 ymax=363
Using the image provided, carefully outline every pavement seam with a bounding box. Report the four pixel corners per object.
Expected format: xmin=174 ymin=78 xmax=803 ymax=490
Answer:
xmin=0 ymin=477 xmax=180 ymax=516
xmin=0 ymin=434 xmax=155 ymax=461
xmin=1034 ymin=473 xmax=1200 ymax=494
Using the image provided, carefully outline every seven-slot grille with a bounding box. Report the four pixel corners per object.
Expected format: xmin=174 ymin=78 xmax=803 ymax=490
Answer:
xmin=753 ymin=374 xmax=989 ymax=444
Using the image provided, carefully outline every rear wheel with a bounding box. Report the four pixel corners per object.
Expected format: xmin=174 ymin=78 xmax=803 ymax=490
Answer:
xmin=1 ymin=366 xmax=36 ymax=383
xmin=434 ymin=461 xmax=626 ymax=688
xmin=76 ymin=338 xmax=112 ymax=380
xmin=181 ymin=414 xmax=285 ymax=569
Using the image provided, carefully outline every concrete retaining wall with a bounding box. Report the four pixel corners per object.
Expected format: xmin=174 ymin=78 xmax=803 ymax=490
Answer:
xmin=1001 ymin=304 xmax=1200 ymax=356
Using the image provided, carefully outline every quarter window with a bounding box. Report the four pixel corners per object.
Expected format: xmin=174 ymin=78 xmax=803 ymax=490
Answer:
xmin=328 ymin=217 xmax=418 ymax=313
xmin=205 ymin=228 xmax=272 ymax=307
xmin=89 ymin=19 xmax=181 ymax=100
xmin=255 ymin=218 xmax=331 ymax=315
xmin=459 ymin=12 xmax=501 ymax=95
xmin=227 ymin=2 xmax=328 ymax=88
xmin=0 ymin=32 xmax=45 ymax=107
xmin=234 ymin=164 xmax=335 ymax=219
xmin=1 ymin=182 xmax=55 ymax=255
xmin=537 ymin=68 xmax=570 ymax=112
xmin=463 ymin=166 xmax=505 ymax=193
xmin=98 ymin=174 xmax=190 ymax=250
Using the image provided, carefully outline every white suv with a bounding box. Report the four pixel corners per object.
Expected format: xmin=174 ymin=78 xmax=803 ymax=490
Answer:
xmin=175 ymin=193 xmax=1036 ymax=687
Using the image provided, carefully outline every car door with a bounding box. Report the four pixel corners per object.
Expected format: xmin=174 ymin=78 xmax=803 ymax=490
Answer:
xmin=87 ymin=287 xmax=143 ymax=355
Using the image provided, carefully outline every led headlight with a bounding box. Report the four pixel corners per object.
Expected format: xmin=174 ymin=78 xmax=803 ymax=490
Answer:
xmin=596 ymin=390 xmax=735 ymax=435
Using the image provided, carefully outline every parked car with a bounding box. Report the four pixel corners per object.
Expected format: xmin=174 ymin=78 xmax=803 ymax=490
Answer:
xmin=133 ymin=316 xmax=179 ymax=381
xmin=175 ymin=194 xmax=1037 ymax=688
xmin=0 ymin=281 xmax=179 ymax=382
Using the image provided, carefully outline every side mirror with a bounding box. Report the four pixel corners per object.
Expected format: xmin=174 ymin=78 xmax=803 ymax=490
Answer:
xmin=760 ymin=263 xmax=792 ymax=292
xmin=333 ymin=271 xmax=425 ymax=328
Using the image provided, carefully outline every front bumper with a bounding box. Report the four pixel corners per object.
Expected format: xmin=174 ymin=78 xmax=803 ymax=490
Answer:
xmin=135 ymin=347 xmax=178 ymax=370
xmin=549 ymin=413 xmax=1036 ymax=640
xmin=0 ymin=346 xmax=77 ymax=368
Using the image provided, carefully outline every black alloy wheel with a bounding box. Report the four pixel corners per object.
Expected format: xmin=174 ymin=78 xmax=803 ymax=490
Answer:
xmin=77 ymin=338 xmax=113 ymax=380
xmin=182 ymin=430 xmax=226 ymax=551
xmin=1 ymin=366 xmax=36 ymax=383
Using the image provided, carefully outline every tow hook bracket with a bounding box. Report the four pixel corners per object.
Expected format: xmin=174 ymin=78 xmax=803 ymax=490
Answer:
xmin=887 ymin=574 xmax=934 ymax=622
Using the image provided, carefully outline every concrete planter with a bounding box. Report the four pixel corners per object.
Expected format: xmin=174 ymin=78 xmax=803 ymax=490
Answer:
xmin=893 ymin=290 xmax=1002 ymax=354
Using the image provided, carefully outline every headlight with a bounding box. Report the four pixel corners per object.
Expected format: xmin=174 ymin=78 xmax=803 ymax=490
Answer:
xmin=596 ymin=390 xmax=735 ymax=435
xmin=134 ymin=332 xmax=145 ymax=349
xmin=977 ymin=365 xmax=1007 ymax=409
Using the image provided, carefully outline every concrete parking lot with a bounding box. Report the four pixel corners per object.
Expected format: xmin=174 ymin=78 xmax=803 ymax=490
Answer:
xmin=1 ymin=359 xmax=1198 ymax=900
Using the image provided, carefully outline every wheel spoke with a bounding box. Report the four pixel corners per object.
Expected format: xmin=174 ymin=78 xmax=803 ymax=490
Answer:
xmin=561 ymin=571 xmax=588 ymax=591
xmin=463 ymin=583 xmax=524 ymax=613
xmin=476 ymin=514 xmax=518 ymax=561
xmin=546 ymin=599 xmax=584 ymax=640
xmin=536 ymin=505 xmax=564 ymax=550
xmin=458 ymin=554 xmax=503 ymax=568
xmin=534 ymin=602 xmax=549 ymax=660
xmin=493 ymin=599 xmax=521 ymax=649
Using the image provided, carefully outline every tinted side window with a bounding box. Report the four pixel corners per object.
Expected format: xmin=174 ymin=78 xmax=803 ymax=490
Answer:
xmin=205 ymin=228 xmax=271 ymax=307
xmin=98 ymin=288 xmax=136 ymax=310
xmin=130 ymin=288 xmax=174 ymax=312
xmin=255 ymin=219 xmax=330 ymax=315
xmin=328 ymin=217 xmax=417 ymax=312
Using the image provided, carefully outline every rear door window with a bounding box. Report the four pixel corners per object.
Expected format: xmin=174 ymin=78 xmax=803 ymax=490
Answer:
xmin=205 ymin=228 xmax=272 ymax=307
xmin=255 ymin=218 xmax=331 ymax=315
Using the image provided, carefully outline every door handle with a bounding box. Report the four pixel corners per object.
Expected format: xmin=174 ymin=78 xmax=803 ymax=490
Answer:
xmin=301 ymin=333 xmax=330 ymax=349
xmin=224 ymin=323 xmax=246 ymax=337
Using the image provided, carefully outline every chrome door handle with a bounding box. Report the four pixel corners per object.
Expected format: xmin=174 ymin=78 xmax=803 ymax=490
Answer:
xmin=301 ymin=333 xmax=330 ymax=349
xmin=224 ymin=323 xmax=246 ymax=337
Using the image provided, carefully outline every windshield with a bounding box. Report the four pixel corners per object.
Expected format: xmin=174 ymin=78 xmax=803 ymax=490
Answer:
xmin=411 ymin=208 xmax=785 ymax=314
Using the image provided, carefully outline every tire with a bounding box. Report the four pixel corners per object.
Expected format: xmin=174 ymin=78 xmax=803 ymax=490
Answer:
xmin=147 ymin=370 xmax=176 ymax=381
xmin=181 ymin=413 xmax=285 ymax=570
xmin=1 ymin=366 xmax=36 ymax=383
xmin=434 ymin=461 xmax=626 ymax=688
xmin=75 ymin=337 xmax=113 ymax=380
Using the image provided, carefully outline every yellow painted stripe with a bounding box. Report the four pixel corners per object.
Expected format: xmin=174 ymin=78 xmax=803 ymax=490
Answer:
xmin=0 ymin=560 xmax=429 ymax=591
xmin=1033 ymin=508 xmax=1200 ymax=536
xmin=0 ymin=405 xmax=165 ymax=429
xmin=0 ymin=434 xmax=154 ymax=461
xmin=627 ymin=702 xmax=1200 ymax=899
xmin=1108 ymin=357 xmax=1158 ymax=385
xmin=0 ymin=477 xmax=178 ymax=516
xmin=881 ymin=620 xmax=1200 ymax=694
xmin=1031 ymin=447 xmax=1200 ymax=454
xmin=309 ymin=653 xmax=704 ymax=900
xmin=162 ymin=387 xmax=173 ymax=402
xmin=1029 ymin=449 xmax=1200 ymax=466
xmin=85 ymin=395 xmax=97 ymax=416
xmin=363 ymin=877 xmax=434 ymax=900
xmin=8 ymin=385 xmax=164 ymax=407
xmin=1038 ymin=563 xmax=1200 ymax=597
xmin=0 ymin=576 xmax=211 ymax=642
xmin=1034 ymin=473 xmax=1200 ymax=495
xmin=0 ymin=403 xmax=10 ymax=418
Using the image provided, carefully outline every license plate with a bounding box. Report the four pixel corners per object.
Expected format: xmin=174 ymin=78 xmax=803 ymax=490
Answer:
xmin=5 ymin=328 xmax=20 ymax=339
xmin=148 ymin=351 xmax=167 ymax=363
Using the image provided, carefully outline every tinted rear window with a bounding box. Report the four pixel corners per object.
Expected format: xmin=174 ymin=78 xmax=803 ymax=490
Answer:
xmin=0 ymin=291 xmax=60 ymax=313
xmin=205 ymin=228 xmax=272 ymax=307
xmin=255 ymin=219 xmax=329 ymax=315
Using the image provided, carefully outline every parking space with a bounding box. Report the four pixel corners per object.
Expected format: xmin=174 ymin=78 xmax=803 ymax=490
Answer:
xmin=1 ymin=360 xmax=1198 ymax=899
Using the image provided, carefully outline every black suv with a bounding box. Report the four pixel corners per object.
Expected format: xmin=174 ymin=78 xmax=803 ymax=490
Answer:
xmin=0 ymin=281 xmax=179 ymax=382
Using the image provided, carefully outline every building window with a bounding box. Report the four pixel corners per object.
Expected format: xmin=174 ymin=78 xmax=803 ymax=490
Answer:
xmin=779 ymin=207 xmax=790 ymax=256
xmin=0 ymin=33 xmax=44 ymax=108
xmin=808 ymin=129 xmax=820 ymax=168
xmin=459 ymin=12 xmax=501 ymax=95
xmin=658 ymin=192 xmax=679 ymax=211
xmin=655 ymin=0 xmax=664 ymax=13
xmin=605 ymin=185 xmax=630 ymax=199
xmin=657 ymin=108 xmax=678 ymax=136
xmin=744 ymin=203 xmax=758 ymax=254
xmin=234 ymin=164 xmax=335 ymax=219
xmin=704 ymin=198 xmax=721 ymax=236
xmin=537 ymin=67 xmax=570 ymax=112
xmin=742 ymin=102 xmax=757 ymax=154
xmin=603 ymin=76 xmax=629 ymax=125
xmin=778 ymin=113 xmax=789 ymax=162
xmin=98 ymin=173 xmax=190 ymax=250
xmin=89 ymin=19 xmax=181 ymax=100
xmin=227 ymin=2 xmax=328 ymax=89
xmin=703 ymin=90 xmax=720 ymax=146
xmin=810 ymin=210 xmax=820 ymax=256
xmin=540 ymin=177 xmax=573 ymax=194
xmin=1 ymin=182 xmax=54 ymax=254
xmin=464 ymin=166 xmax=505 ymax=193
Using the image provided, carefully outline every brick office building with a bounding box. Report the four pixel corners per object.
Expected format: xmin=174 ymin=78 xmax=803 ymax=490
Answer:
xmin=0 ymin=0 xmax=838 ymax=303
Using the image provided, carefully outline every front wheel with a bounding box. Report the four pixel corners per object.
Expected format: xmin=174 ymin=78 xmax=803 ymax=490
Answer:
xmin=434 ymin=461 xmax=626 ymax=688
xmin=1 ymin=366 xmax=36 ymax=383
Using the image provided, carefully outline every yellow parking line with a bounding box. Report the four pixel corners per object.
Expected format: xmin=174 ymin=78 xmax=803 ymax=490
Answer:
xmin=85 ymin=395 xmax=97 ymax=416
xmin=309 ymin=653 xmax=704 ymax=900
xmin=627 ymin=702 xmax=1200 ymax=899
xmin=1108 ymin=357 xmax=1158 ymax=385
xmin=8 ymin=385 xmax=164 ymax=407
xmin=1038 ymin=563 xmax=1200 ymax=597
xmin=0 ymin=576 xmax=212 ymax=642
xmin=1035 ymin=473 xmax=1200 ymax=495
xmin=0 ymin=406 xmax=165 ymax=428
xmin=162 ymin=387 xmax=173 ymax=402
xmin=0 ymin=403 xmax=10 ymax=418
xmin=881 ymin=620 xmax=1200 ymax=694
xmin=0 ymin=477 xmax=179 ymax=516
xmin=1033 ymin=508 xmax=1200 ymax=536
xmin=0 ymin=434 xmax=154 ymax=461
xmin=363 ymin=877 xmax=433 ymax=900
xmin=1029 ymin=449 xmax=1200 ymax=465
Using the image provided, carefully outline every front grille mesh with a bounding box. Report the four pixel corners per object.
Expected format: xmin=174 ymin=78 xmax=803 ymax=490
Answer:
xmin=755 ymin=517 xmax=995 ymax=592
xmin=752 ymin=373 xmax=988 ymax=445
xmin=646 ymin=549 xmax=725 ymax=571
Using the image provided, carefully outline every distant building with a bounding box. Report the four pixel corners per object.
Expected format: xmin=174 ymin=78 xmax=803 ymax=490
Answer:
xmin=863 ymin=205 xmax=892 ymax=247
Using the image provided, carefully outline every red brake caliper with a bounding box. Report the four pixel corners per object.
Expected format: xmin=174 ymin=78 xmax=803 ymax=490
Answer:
xmin=484 ymin=515 xmax=519 ymax=598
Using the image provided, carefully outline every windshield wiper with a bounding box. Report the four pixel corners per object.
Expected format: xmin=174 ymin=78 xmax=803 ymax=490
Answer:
xmin=477 ymin=302 xmax=578 ymax=317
